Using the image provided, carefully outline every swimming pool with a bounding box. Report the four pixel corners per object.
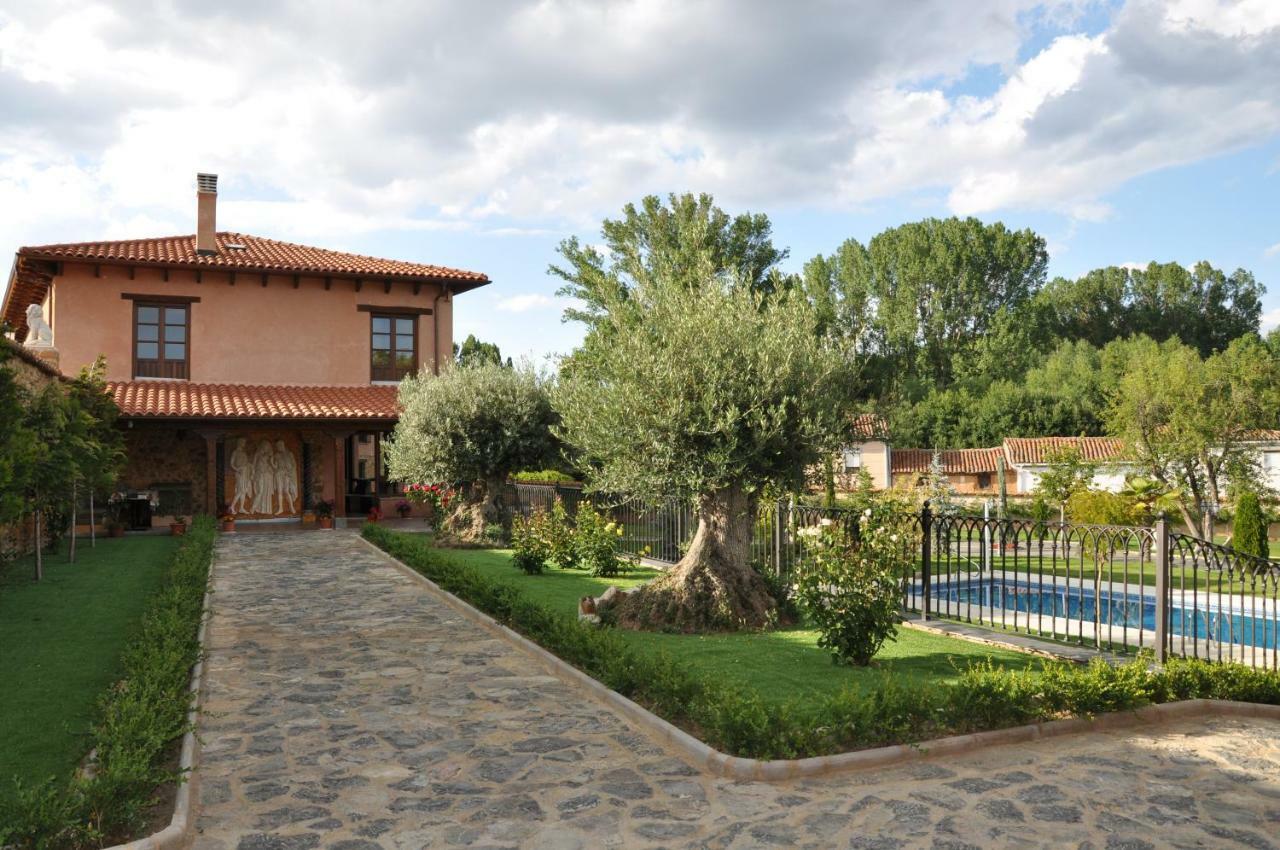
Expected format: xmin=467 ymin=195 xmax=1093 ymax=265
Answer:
xmin=927 ymin=577 xmax=1278 ymax=651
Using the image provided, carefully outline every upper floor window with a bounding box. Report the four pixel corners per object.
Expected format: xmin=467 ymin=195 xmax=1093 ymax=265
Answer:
xmin=135 ymin=302 xmax=188 ymax=379
xmin=371 ymin=313 xmax=416 ymax=382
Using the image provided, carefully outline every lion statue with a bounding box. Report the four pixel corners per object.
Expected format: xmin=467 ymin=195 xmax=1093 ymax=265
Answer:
xmin=24 ymin=303 xmax=53 ymax=348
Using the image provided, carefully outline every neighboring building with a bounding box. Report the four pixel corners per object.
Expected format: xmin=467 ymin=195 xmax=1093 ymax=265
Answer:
xmin=889 ymin=447 xmax=1012 ymax=495
xmin=834 ymin=413 xmax=891 ymax=490
xmin=1243 ymin=431 xmax=1280 ymax=493
xmin=1 ymin=174 xmax=489 ymax=527
xmin=831 ymin=431 xmax=1137 ymax=497
xmin=1002 ymin=436 xmax=1132 ymax=494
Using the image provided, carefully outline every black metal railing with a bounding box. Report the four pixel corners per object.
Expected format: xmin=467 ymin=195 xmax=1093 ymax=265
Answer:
xmin=509 ymin=483 xmax=1280 ymax=669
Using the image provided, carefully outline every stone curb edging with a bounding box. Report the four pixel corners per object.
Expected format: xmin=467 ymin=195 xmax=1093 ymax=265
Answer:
xmin=359 ymin=536 xmax=1280 ymax=782
xmin=100 ymin=550 xmax=215 ymax=850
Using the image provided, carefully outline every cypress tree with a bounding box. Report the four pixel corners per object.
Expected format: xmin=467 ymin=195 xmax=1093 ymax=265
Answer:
xmin=1232 ymin=491 xmax=1269 ymax=561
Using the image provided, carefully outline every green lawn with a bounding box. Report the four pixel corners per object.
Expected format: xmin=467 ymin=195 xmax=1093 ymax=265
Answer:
xmin=0 ymin=535 xmax=179 ymax=805
xmin=443 ymin=546 xmax=1041 ymax=702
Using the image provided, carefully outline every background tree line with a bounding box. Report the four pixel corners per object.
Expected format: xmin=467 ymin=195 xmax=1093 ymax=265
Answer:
xmin=797 ymin=217 xmax=1269 ymax=449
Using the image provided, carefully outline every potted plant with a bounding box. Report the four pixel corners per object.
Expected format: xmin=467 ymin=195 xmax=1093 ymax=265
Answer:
xmin=367 ymin=505 xmax=383 ymax=524
xmin=218 ymin=503 xmax=236 ymax=533
xmin=314 ymin=499 xmax=335 ymax=530
xmin=169 ymin=515 xmax=188 ymax=536
xmin=395 ymin=499 xmax=413 ymax=519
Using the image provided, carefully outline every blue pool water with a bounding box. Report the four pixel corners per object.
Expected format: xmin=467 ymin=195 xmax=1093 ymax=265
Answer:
xmin=929 ymin=579 xmax=1278 ymax=651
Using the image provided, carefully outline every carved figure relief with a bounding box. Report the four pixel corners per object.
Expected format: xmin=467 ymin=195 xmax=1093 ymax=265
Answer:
xmin=24 ymin=303 xmax=54 ymax=348
xmin=226 ymin=434 xmax=301 ymax=517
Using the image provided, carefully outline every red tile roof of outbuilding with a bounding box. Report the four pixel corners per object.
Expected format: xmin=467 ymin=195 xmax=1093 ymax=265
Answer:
xmin=107 ymin=381 xmax=400 ymax=421
xmin=1001 ymin=436 xmax=1127 ymax=465
xmin=891 ymin=447 xmax=1003 ymax=475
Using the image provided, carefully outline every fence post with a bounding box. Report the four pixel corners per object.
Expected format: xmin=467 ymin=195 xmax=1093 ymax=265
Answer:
xmin=1153 ymin=514 xmax=1169 ymax=664
xmin=773 ymin=498 xmax=783 ymax=577
xmin=920 ymin=500 xmax=932 ymax=621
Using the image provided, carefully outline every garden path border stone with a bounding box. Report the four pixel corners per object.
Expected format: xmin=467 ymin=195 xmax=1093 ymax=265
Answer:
xmin=360 ymin=535 xmax=1280 ymax=782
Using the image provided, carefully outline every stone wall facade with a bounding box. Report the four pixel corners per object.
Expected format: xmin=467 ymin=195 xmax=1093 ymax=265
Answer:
xmin=119 ymin=426 xmax=210 ymax=522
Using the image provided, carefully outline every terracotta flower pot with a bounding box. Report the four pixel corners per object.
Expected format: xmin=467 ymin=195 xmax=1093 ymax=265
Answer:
xmin=170 ymin=522 xmax=187 ymax=537
xmin=108 ymin=525 xmax=125 ymax=538
xmin=220 ymin=520 xmax=236 ymax=533
xmin=318 ymin=516 xmax=334 ymax=530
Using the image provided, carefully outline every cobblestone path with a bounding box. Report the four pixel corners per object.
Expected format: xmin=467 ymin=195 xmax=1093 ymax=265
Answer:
xmin=192 ymin=532 xmax=1280 ymax=850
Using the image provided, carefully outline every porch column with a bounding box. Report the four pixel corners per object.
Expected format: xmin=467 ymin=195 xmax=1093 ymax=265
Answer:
xmin=197 ymin=430 xmax=223 ymax=516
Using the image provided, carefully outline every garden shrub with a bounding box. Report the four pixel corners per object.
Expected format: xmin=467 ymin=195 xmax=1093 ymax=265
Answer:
xmin=541 ymin=499 xmax=577 ymax=570
xmin=0 ymin=517 xmax=216 ymax=849
xmin=1232 ymin=491 xmax=1268 ymax=561
xmin=363 ymin=525 xmax=1280 ymax=762
xmin=573 ymin=501 xmax=626 ymax=577
xmin=510 ymin=513 xmax=548 ymax=574
xmin=1066 ymin=489 xmax=1137 ymax=527
xmin=793 ymin=507 xmax=911 ymax=666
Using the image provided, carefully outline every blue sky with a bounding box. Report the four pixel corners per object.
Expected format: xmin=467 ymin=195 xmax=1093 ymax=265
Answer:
xmin=2 ymin=0 xmax=1278 ymax=365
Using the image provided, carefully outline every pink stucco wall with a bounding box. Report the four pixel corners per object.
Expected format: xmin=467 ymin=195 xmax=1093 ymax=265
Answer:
xmin=48 ymin=262 xmax=454 ymax=384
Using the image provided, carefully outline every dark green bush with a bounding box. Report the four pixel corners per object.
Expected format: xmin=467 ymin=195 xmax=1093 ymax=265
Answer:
xmin=1233 ymin=491 xmax=1269 ymax=562
xmin=0 ymin=517 xmax=216 ymax=849
xmin=364 ymin=525 xmax=1280 ymax=761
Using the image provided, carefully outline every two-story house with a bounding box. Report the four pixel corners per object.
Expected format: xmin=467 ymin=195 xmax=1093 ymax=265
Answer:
xmin=1 ymin=174 xmax=489 ymax=527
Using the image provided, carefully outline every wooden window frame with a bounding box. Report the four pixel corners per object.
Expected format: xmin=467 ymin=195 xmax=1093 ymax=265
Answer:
xmin=369 ymin=312 xmax=417 ymax=382
xmin=133 ymin=301 xmax=190 ymax=380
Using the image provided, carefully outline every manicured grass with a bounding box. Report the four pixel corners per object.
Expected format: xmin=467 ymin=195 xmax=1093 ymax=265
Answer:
xmin=0 ymin=535 xmax=179 ymax=806
xmin=443 ymin=546 xmax=1041 ymax=702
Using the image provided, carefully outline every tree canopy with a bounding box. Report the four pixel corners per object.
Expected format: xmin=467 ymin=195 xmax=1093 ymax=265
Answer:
xmin=812 ymin=217 xmax=1048 ymax=395
xmin=549 ymin=192 xmax=788 ymax=332
xmin=385 ymin=362 xmax=556 ymax=540
xmin=454 ymin=334 xmax=510 ymax=369
xmin=1038 ymin=261 xmax=1262 ymax=356
xmin=1105 ymin=334 xmax=1280 ymax=536
xmin=553 ymin=194 xmax=854 ymax=630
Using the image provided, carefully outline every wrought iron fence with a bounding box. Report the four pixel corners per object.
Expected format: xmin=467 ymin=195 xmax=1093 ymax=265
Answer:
xmin=509 ymin=483 xmax=1280 ymax=669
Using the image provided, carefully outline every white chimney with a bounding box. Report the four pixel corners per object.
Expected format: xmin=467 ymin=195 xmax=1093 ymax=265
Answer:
xmin=196 ymin=173 xmax=218 ymax=255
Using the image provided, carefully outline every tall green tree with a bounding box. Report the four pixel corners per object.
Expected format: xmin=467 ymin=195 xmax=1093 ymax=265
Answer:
xmin=553 ymin=199 xmax=855 ymax=631
xmin=454 ymin=334 xmax=510 ymax=369
xmin=0 ymin=347 xmax=37 ymax=533
xmin=1039 ymin=261 xmax=1263 ymax=355
xmin=550 ymin=192 xmax=788 ymax=332
xmin=817 ymin=217 xmax=1048 ymax=394
xmin=1232 ymin=491 xmax=1269 ymax=561
xmin=66 ymin=356 xmax=125 ymax=556
xmin=1106 ymin=335 xmax=1280 ymax=537
xmin=385 ymin=363 xmax=556 ymax=541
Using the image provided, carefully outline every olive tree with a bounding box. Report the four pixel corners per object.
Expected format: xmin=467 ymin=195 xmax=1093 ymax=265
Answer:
xmin=553 ymin=234 xmax=855 ymax=631
xmin=384 ymin=363 xmax=555 ymax=541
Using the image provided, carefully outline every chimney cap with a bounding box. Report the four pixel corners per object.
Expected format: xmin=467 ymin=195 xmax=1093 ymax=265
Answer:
xmin=197 ymin=173 xmax=218 ymax=193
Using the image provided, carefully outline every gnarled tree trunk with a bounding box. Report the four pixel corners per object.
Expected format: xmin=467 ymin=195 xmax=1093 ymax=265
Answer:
xmin=442 ymin=476 xmax=509 ymax=543
xmin=615 ymin=485 xmax=776 ymax=632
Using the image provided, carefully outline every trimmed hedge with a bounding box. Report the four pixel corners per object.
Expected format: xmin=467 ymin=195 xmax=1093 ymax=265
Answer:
xmin=0 ymin=517 xmax=216 ymax=849
xmin=366 ymin=525 xmax=1280 ymax=760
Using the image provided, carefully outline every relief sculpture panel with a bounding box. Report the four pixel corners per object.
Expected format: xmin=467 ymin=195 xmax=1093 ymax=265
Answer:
xmin=226 ymin=433 xmax=301 ymax=518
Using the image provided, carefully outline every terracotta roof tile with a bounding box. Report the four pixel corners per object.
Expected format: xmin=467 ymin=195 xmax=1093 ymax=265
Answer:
xmin=107 ymin=381 xmax=400 ymax=421
xmin=1002 ymin=436 xmax=1127 ymax=466
xmin=19 ymin=231 xmax=488 ymax=284
xmin=891 ymin=447 xmax=1003 ymax=475
xmin=851 ymin=413 xmax=888 ymax=440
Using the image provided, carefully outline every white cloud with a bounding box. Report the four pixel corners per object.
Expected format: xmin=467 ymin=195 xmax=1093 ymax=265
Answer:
xmin=0 ymin=0 xmax=1278 ymax=257
xmin=495 ymin=293 xmax=555 ymax=313
xmin=1264 ymin=242 xmax=1280 ymax=258
xmin=1261 ymin=308 xmax=1280 ymax=332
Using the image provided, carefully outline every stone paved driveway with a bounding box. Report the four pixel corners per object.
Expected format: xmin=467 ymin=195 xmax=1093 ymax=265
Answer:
xmin=192 ymin=532 xmax=1280 ymax=850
